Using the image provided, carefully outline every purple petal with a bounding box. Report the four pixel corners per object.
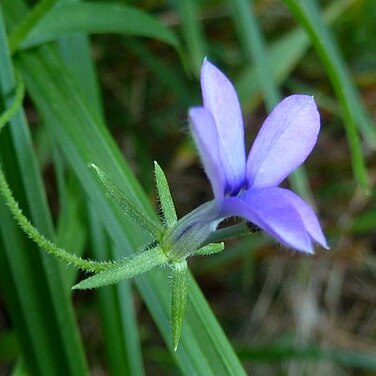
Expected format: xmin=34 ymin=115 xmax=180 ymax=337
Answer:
xmin=201 ymin=60 xmax=245 ymax=194
xmin=189 ymin=107 xmax=226 ymax=199
xmin=246 ymin=95 xmax=320 ymax=189
xmin=221 ymin=187 xmax=328 ymax=253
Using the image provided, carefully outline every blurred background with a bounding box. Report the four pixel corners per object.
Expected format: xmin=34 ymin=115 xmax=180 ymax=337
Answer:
xmin=0 ymin=0 xmax=375 ymax=375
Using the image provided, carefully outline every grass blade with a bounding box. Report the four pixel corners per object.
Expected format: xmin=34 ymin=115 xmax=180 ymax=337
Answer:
xmin=20 ymin=2 xmax=180 ymax=51
xmin=9 ymin=0 xmax=56 ymax=53
xmin=175 ymin=0 xmax=206 ymax=76
xmin=55 ymin=5 xmax=146 ymax=372
xmin=239 ymin=344 xmax=376 ymax=369
xmin=283 ymin=0 xmax=374 ymax=192
xmin=0 ymin=4 xmax=88 ymax=374
xmin=230 ymin=0 xmax=280 ymax=109
xmin=88 ymin=207 xmax=145 ymax=376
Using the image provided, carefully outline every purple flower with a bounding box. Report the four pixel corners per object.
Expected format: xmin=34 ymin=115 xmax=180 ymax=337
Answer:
xmin=188 ymin=60 xmax=328 ymax=253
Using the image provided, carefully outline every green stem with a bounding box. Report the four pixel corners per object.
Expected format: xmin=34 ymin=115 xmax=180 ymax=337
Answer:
xmin=0 ymin=82 xmax=112 ymax=272
xmin=0 ymin=166 xmax=113 ymax=272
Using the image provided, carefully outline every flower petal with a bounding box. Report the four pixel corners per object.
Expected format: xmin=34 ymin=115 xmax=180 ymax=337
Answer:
xmin=246 ymin=95 xmax=320 ymax=189
xmin=189 ymin=107 xmax=226 ymax=199
xmin=201 ymin=59 xmax=245 ymax=194
xmin=221 ymin=187 xmax=328 ymax=253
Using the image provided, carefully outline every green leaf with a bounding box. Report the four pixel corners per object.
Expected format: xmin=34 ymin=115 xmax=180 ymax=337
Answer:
xmin=154 ymin=161 xmax=178 ymax=228
xmin=90 ymin=163 xmax=164 ymax=239
xmin=283 ymin=0 xmax=374 ymax=192
xmin=230 ymin=0 xmax=280 ymax=109
xmin=350 ymin=209 xmax=376 ymax=234
xmin=236 ymin=0 xmax=360 ymax=111
xmin=55 ymin=171 xmax=88 ymax=286
xmin=20 ymin=2 xmax=180 ymax=51
xmin=126 ymin=39 xmax=191 ymax=108
xmin=8 ymin=0 xmax=56 ymax=53
xmin=0 ymin=73 xmax=24 ymax=131
xmin=239 ymin=344 xmax=376 ymax=369
xmin=171 ymin=260 xmax=188 ymax=351
xmin=195 ymin=242 xmax=224 ymax=256
xmin=194 ymin=236 xmax=266 ymax=276
xmin=175 ymin=0 xmax=206 ymax=76
xmin=88 ymin=206 xmax=145 ymax=376
xmin=53 ymin=8 xmax=145 ymax=372
xmin=73 ymin=247 xmax=168 ymax=290
xmin=0 ymin=4 xmax=88 ymax=374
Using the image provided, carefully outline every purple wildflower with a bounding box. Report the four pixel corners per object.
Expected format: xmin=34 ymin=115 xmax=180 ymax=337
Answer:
xmin=188 ymin=60 xmax=328 ymax=253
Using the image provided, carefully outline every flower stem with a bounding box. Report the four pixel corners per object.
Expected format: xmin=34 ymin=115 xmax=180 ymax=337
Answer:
xmin=0 ymin=166 xmax=112 ymax=272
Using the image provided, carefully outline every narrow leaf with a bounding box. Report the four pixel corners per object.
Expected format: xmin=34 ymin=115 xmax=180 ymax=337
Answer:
xmin=73 ymin=247 xmax=168 ymax=290
xmin=175 ymin=0 xmax=206 ymax=76
xmin=230 ymin=0 xmax=280 ymax=109
xmin=195 ymin=242 xmax=224 ymax=256
xmin=0 ymin=3 xmax=88 ymax=373
xmin=20 ymin=2 xmax=180 ymax=50
xmin=88 ymin=206 xmax=144 ymax=376
xmin=54 ymin=9 xmax=145 ymax=373
xmin=239 ymin=344 xmax=376 ymax=368
xmin=283 ymin=0 xmax=373 ymax=192
xmin=171 ymin=260 xmax=188 ymax=351
xmin=90 ymin=163 xmax=164 ymax=239
xmin=0 ymin=74 xmax=25 ymax=131
xmin=9 ymin=0 xmax=57 ymax=53
xmin=154 ymin=161 xmax=178 ymax=228
xmin=236 ymin=0 xmax=359 ymax=111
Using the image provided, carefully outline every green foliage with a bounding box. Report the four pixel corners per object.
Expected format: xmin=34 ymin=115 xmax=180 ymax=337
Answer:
xmin=0 ymin=165 xmax=113 ymax=272
xmin=73 ymin=247 xmax=168 ymax=290
xmin=0 ymin=73 xmax=24 ymax=129
xmin=171 ymin=260 xmax=188 ymax=351
xmin=195 ymin=242 xmax=225 ymax=256
xmin=154 ymin=161 xmax=178 ymax=228
xmin=284 ymin=0 xmax=375 ymax=192
xmin=0 ymin=0 xmax=375 ymax=374
xmin=90 ymin=163 xmax=164 ymax=239
xmin=19 ymin=2 xmax=180 ymax=51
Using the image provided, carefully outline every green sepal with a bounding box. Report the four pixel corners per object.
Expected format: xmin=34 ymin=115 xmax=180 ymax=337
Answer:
xmin=90 ymin=163 xmax=164 ymax=238
xmin=171 ymin=260 xmax=188 ymax=351
xmin=195 ymin=242 xmax=224 ymax=256
xmin=72 ymin=246 xmax=168 ymax=290
xmin=154 ymin=161 xmax=178 ymax=228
